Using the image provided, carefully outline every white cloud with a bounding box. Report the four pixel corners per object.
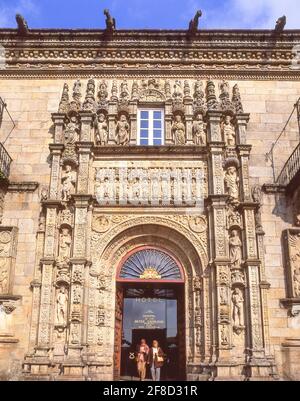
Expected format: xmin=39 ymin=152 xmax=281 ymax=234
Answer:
xmin=0 ymin=0 xmax=39 ymax=28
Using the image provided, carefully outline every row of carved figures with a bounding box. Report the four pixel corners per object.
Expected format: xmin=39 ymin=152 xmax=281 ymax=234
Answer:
xmin=58 ymin=79 xmax=245 ymax=116
xmin=63 ymin=111 xmax=237 ymax=146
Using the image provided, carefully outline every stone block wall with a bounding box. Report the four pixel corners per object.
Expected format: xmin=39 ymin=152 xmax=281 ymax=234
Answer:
xmin=0 ymin=78 xmax=299 ymax=379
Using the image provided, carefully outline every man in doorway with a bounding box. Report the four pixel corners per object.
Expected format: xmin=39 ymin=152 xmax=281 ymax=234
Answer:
xmin=135 ymin=339 xmax=149 ymax=381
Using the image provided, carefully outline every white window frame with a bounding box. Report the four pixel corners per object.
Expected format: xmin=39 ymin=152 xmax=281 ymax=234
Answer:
xmin=137 ymin=108 xmax=165 ymax=146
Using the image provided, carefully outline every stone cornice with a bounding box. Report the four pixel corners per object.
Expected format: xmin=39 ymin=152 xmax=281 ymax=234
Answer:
xmin=0 ymin=29 xmax=299 ymax=79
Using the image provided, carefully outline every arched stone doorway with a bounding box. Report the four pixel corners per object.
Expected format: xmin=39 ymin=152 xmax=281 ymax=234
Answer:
xmin=90 ymin=220 xmax=208 ymax=381
xmin=115 ymin=246 xmax=186 ymax=381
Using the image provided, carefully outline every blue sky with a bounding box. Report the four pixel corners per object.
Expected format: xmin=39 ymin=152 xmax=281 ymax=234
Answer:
xmin=0 ymin=0 xmax=299 ymax=30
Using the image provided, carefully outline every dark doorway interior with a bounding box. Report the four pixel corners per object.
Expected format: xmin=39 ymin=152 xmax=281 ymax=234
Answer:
xmin=119 ymin=284 xmax=184 ymax=381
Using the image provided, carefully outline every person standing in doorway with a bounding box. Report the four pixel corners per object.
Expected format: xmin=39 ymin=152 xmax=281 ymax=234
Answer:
xmin=135 ymin=339 xmax=149 ymax=381
xmin=148 ymin=340 xmax=165 ymax=381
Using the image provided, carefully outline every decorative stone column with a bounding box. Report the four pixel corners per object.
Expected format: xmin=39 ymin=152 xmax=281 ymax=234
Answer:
xmin=76 ymin=142 xmax=93 ymax=195
xmin=235 ymin=113 xmax=250 ymax=145
xmin=79 ymin=112 xmax=94 ymax=142
xmin=52 ymin=113 xmax=65 ymax=144
xmin=165 ymin=100 xmax=173 ymax=144
xmin=35 ymin=201 xmax=60 ymax=360
xmin=208 ymin=144 xmax=225 ymax=195
xmin=108 ymin=102 xmax=117 ymax=143
xmin=238 ymin=145 xmax=252 ymax=202
xmin=207 ymin=111 xmax=223 ymax=142
xmin=129 ymin=101 xmax=138 ymax=144
xmin=49 ymin=144 xmax=64 ymax=199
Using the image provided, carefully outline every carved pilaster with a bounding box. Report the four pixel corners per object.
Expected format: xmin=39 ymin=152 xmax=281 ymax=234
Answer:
xmin=37 ymin=258 xmax=54 ymax=349
xmin=242 ymin=205 xmax=258 ymax=260
xmin=238 ymin=145 xmax=252 ymax=202
xmin=28 ymin=226 xmax=44 ymax=352
xmin=207 ymin=111 xmax=222 ymax=142
xmin=245 ymin=262 xmax=265 ymax=359
xmin=51 ymin=113 xmax=65 ymax=144
xmin=49 ymin=144 xmax=64 ymax=199
xmin=235 ymin=113 xmax=250 ymax=145
xmin=67 ymin=258 xmax=87 ymax=360
xmin=72 ymin=196 xmax=91 ymax=259
xmin=209 ymin=144 xmax=225 ymax=195
xmin=215 ymin=263 xmax=232 ymax=359
xmin=76 ymin=142 xmax=93 ymax=194
xmin=165 ymin=100 xmax=173 ymax=144
xmin=79 ymin=112 xmax=94 ymax=142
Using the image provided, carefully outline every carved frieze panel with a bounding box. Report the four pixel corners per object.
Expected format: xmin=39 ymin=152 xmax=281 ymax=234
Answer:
xmin=283 ymin=229 xmax=300 ymax=299
xmin=0 ymin=227 xmax=18 ymax=296
xmin=94 ymin=160 xmax=208 ymax=209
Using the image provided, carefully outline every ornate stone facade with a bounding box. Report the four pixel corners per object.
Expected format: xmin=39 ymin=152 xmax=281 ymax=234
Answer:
xmin=0 ymin=22 xmax=299 ymax=381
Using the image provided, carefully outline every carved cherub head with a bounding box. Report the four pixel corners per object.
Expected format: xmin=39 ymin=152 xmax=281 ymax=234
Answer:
xmin=98 ymin=113 xmax=106 ymax=122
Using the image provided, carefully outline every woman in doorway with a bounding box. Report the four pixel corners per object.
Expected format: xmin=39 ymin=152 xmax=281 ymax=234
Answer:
xmin=147 ymin=340 xmax=165 ymax=381
xmin=135 ymin=339 xmax=150 ymax=381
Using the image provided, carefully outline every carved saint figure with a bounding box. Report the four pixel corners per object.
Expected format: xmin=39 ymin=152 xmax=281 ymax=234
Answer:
xmin=172 ymin=114 xmax=186 ymax=145
xmin=220 ymin=287 xmax=228 ymax=305
xmin=95 ymin=113 xmax=108 ymax=145
xmin=56 ymin=286 xmax=68 ymax=325
xmin=293 ymin=267 xmax=300 ymax=297
xmin=61 ymin=164 xmax=76 ymax=201
xmin=0 ymin=260 xmax=8 ymax=294
xmin=224 ymin=166 xmax=239 ymax=200
xmin=229 ymin=230 xmax=242 ymax=268
xmin=64 ymin=116 xmax=79 ymax=144
xmin=192 ymin=113 xmax=207 ymax=145
xmin=115 ymin=114 xmax=130 ymax=145
xmin=58 ymin=228 xmax=72 ymax=264
xmin=104 ymin=9 xmax=116 ymax=32
xmin=232 ymin=288 xmax=244 ymax=327
xmin=222 ymin=115 xmax=236 ymax=146
xmin=221 ymin=325 xmax=229 ymax=345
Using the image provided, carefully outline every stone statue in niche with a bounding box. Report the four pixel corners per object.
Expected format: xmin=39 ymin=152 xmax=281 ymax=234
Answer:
xmin=222 ymin=115 xmax=236 ymax=146
xmin=192 ymin=113 xmax=207 ymax=145
xmin=172 ymin=114 xmax=186 ymax=145
xmin=232 ymin=288 xmax=244 ymax=327
xmin=64 ymin=116 xmax=79 ymax=144
xmin=58 ymin=228 xmax=72 ymax=265
xmin=0 ymin=259 xmax=9 ymax=294
xmin=95 ymin=113 xmax=108 ymax=145
xmin=221 ymin=325 xmax=229 ymax=345
xmin=224 ymin=165 xmax=239 ymax=200
xmin=229 ymin=230 xmax=242 ymax=268
xmin=61 ymin=164 xmax=76 ymax=201
xmin=56 ymin=286 xmax=68 ymax=325
xmin=220 ymin=287 xmax=228 ymax=305
xmin=115 ymin=113 xmax=130 ymax=145
xmin=294 ymin=267 xmax=300 ymax=297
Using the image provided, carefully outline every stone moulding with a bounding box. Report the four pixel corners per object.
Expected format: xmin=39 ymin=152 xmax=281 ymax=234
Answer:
xmin=7 ymin=181 xmax=39 ymax=193
xmin=0 ymin=29 xmax=299 ymax=79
